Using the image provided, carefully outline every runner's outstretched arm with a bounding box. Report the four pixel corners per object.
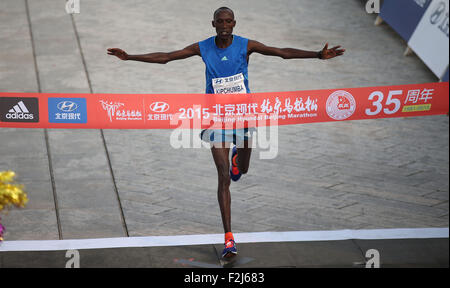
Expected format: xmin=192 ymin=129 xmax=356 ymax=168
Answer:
xmin=107 ymin=43 xmax=201 ymax=64
xmin=248 ymin=40 xmax=345 ymax=60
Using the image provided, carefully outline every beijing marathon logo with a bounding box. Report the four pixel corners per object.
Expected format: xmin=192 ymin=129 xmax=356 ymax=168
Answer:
xmin=326 ymin=90 xmax=356 ymax=121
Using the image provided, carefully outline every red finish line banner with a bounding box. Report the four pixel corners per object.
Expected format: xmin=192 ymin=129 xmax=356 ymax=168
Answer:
xmin=0 ymin=82 xmax=448 ymax=129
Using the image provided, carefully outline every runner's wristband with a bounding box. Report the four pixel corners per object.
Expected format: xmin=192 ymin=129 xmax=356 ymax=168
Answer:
xmin=317 ymin=50 xmax=323 ymax=59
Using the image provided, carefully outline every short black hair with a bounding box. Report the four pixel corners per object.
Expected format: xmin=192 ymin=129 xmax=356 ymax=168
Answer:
xmin=213 ymin=7 xmax=234 ymax=19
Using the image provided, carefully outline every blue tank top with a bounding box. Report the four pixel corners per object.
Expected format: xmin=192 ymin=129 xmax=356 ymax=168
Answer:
xmin=198 ymin=35 xmax=250 ymax=94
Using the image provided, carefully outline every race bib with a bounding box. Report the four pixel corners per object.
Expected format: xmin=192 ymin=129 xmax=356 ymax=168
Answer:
xmin=212 ymin=73 xmax=247 ymax=94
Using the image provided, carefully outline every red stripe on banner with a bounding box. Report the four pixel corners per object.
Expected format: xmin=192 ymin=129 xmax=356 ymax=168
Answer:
xmin=0 ymin=82 xmax=448 ymax=129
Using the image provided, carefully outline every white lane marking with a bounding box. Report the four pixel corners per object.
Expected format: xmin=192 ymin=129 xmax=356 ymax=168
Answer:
xmin=0 ymin=227 xmax=448 ymax=252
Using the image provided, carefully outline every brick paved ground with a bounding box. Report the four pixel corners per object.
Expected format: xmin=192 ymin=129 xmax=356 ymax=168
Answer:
xmin=0 ymin=0 xmax=448 ymax=240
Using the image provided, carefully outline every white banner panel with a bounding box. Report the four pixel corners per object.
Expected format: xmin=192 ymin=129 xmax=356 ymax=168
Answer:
xmin=408 ymin=0 xmax=449 ymax=79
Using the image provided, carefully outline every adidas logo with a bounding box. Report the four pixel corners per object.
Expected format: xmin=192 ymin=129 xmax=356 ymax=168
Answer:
xmin=221 ymin=56 xmax=229 ymax=61
xmin=0 ymin=97 xmax=39 ymax=122
xmin=6 ymin=100 xmax=34 ymax=120
xmin=9 ymin=101 xmax=30 ymax=113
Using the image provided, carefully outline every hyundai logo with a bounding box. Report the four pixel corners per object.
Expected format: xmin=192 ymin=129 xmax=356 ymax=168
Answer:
xmin=149 ymin=102 xmax=170 ymax=113
xmin=57 ymin=101 xmax=78 ymax=112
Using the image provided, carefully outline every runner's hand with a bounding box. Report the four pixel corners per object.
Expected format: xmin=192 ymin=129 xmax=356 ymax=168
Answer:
xmin=320 ymin=43 xmax=345 ymax=60
xmin=107 ymin=48 xmax=129 ymax=60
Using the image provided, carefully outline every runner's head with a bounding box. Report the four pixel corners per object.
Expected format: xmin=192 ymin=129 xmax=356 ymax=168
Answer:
xmin=212 ymin=7 xmax=236 ymax=40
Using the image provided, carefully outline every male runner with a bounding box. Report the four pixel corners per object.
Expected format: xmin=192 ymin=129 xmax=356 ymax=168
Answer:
xmin=107 ymin=7 xmax=345 ymax=258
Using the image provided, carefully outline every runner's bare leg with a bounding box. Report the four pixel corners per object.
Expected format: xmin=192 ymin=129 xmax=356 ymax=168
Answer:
xmin=211 ymin=145 xmax=232 ymax=233
xmin=236 ymin=140 xmax=252 ymax=174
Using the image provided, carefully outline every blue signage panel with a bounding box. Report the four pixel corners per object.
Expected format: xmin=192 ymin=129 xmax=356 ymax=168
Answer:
xmin=380 ymin=0 xmax=432 ymax=41
xmin=443 ymin=67 xmax=449 ymax=82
